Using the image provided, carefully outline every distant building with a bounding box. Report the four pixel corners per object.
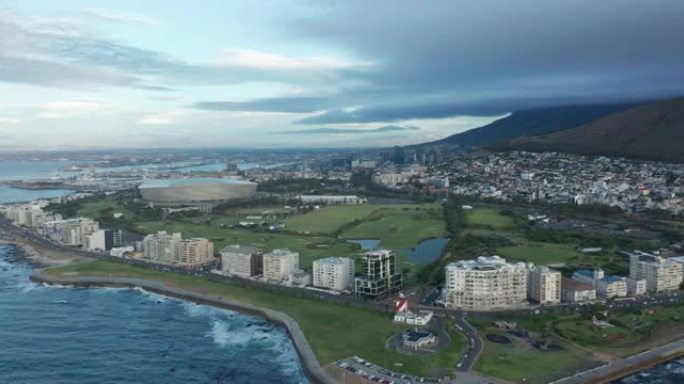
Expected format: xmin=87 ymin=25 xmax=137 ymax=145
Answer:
xmin=287 ymin=269 xmax=311 ymax=287
xmin=220 ymin=245 xmax=263 ymax=278
xmin=298 ymin=195 xmax=365 ymax=205
xmin=312 ymin=257 xmax=355 ymax=291
xmin=85 ymin=229 xmax=118 ymax=251
xmin=627 ymin=278 xmax=647 ymax=296
xmin=177 ymin=238 xmax=214 ymax=267
xmin=42 ymin=217 xmax=99 ymax=246
xmin=527 ymin=266 xmax=561 ymax=304
xmin=561 ymin=278 xmax=597 ymax=303
xmin=143 ymin=231 xmax=182 ymax=264
xmin=629 ymin=251 xmax=684 ymax=292
xmin=444 ymin=256 xmax=528 ymax=310
xmin=142 ymin=231 xmax=214 ymax=267
xmin=572 ymin=269 xmax=627 ymax=298
xmin=263 ymin=249 xmax=299 ymax=283
xmin=354 ymin=249 xmax=402 ymax=299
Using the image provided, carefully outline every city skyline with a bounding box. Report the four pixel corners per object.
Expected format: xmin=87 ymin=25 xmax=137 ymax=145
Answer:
xmin=1 ymin=0 xmax=683 ymax=149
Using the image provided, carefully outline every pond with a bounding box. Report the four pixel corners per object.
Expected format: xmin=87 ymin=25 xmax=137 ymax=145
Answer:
xmin=347 ymin=237 xmax=449 ymax=265
xmin=400 ymin=237 xmax=449 ymax=265
xmin=346 ymin=239 xmax=381 ymax=251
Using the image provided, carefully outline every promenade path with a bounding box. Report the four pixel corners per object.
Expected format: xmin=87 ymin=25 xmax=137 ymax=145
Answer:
xmin=550 ymin=337 xmax=684 ymax=384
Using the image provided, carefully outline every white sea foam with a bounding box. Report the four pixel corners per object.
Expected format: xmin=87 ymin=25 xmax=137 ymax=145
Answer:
xmin=207 ymin=319 xmax=275 ymax=348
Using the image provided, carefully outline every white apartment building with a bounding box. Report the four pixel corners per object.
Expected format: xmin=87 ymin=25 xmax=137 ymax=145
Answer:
xmin=445 ymin=256 xmax=528 ymax=310
xmin=527 ymin=266 xmax=561 ymax=304
xmin=220 ymin=245 xmax=262 ymax=278
xmin=41 ymin=217 xmax=100 ymax=246
xmin=263 ymin=249 xmax=299 ymax=283
xmin=142 ymin=232 xmax=214 ymax=267
xmin=143 ymin=231 xmax=182 ymax=264
xmin=629 ymin=252 xmax=684 ymax=292
xmin=312 ymin=257 xmax=355 ymax=291
xmin=572 ymin=269 xmax=627 ymax=298
xmin=561 ymin=278 xmax=597 ymax=303
xmin=627 ymin=278 xmax=647 ymax=296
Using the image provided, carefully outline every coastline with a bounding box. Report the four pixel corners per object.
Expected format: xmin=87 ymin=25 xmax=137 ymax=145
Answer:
xmin=30 ymin=271 xmax=339 ymax=384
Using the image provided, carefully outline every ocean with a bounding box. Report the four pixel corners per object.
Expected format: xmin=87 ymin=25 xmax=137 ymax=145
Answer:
xmin=0 ymin=245 xmax=308 ymax=383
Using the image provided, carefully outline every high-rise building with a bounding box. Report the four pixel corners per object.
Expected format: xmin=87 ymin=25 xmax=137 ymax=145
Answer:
xmin=263 ymin=249 xmax=299 ymax=283
xmin=142 ymin=231 xmax=182 ymax=264
xmin=313 ymin=257 xmax=355 ymax=291
xmin=444 ymin=256 xmax=527 ymax=310
xmin=178 ymin=238 xmax=214 ymax=267
xmin=354 ymin=250 xmax=402 ymax=299
xmin=220 ymin=245 xmax=263 ymax=278
xmin=61 ymin=218 xmax=99 ymax=246
xmin=527 ymin=266 xmax=561 ymax=304
xmin=629 ymin=251 xmax=684 ymax=292
xmin=85 ymin=229 xmax=116 ymax=251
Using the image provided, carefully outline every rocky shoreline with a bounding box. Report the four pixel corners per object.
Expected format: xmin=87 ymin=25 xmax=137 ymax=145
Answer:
xmin=30 ymin=271 xmax=339 ymax=384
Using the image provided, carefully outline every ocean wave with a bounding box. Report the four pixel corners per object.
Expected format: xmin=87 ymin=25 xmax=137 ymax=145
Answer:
xmin=206 ymin=319 xmax=275 ymax=348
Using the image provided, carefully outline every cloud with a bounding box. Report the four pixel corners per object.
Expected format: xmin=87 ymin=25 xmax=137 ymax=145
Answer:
xmin=36 ymin=100 xmax=116 ymax=119
xmin=192 ymin=97 xmax=334 ymax=113
xmin=220 ymin=49 xmax=372 ymax=70
xmin=278 ymin=125 xmax=419 ymax=134
xmin=0 ymin=116 xmax=21 ymax=125
xmin=83 ymin=8 xmax=162 ymax=27
xmin=137 ymin=111 xmax=185 ymax=125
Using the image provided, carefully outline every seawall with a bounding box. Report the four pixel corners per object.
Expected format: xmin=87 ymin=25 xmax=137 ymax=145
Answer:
xmin=30 ymin=272 xmax=339 ymax=384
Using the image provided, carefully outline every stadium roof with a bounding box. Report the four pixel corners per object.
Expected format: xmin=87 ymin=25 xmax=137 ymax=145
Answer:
xmin=139 ymin=177 xmax=256 ymax=189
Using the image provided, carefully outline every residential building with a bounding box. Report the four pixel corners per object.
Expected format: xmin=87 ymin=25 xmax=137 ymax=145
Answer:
xmin=312 ymin=257 xmax=355 ymax=291
xmin=142 ymin=231 xmax=182 ymax=264
xmin=629 ymin=251 xmax=684 ymax=292
xmin=220 ymin=245 xmax=263 ymax=278
xmin=287 ymin=269 xmax=311 ymax=287
xmin=444 ymin=256 xmax=528 ymax=310
xmin=177 ymin=238 xmax=214 ymax=267
xmin=527 ymin=265 xmax=561 ymax=304
xmin=354 ymin=249 xmax=402 ymax=299
xmin=60 ymin=218 xmax=99 ymax=246
xmin=85 ymin=229 xmax=119 ymax=251
xmin=263 ymin=249 xmax=299 ymax=283
xmin=561 ymin=278 xmax=597 ymax=303
xmin=572 ymin=269 xmax=627 ymax=298
xmin=299 ymin=195 xmax=365 ymax=205
xmin=627 ymin=278 xmax=647 ymax=296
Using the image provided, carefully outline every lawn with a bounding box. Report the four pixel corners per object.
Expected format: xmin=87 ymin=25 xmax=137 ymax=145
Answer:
xmin=464 ymin=207 xmax=515 ymax=229
xmin=77 ymin=200 xmax=133 ymax=220
xmin=475 ymin=334 xmax=598 ymax=383
xmin=341 ymin=205 xmax=447 ymax=249
xmin=45 ymin=260 xmax=467 ymax=377
xmin=284 ymin=205 xmax=377 ymax=235
xmin=497 ymin=242 xmax=578 ymax=265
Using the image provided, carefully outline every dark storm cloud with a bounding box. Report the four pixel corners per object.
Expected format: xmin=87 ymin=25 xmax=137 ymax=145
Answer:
xmin=286 ymin=0 xmax=684 ymax=122
xmin=192 ymin=97 xmax=333 ymax=113
xmin=278 ymin=125 xmax=419 ymax=134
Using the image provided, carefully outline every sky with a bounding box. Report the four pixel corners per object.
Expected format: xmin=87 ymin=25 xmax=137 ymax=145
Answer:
xmin=0 ymin=0 xmax=683 ymax=149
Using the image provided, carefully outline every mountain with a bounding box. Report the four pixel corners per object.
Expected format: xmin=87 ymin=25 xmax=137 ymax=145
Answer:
xmin=503 ymin=97 xmax=684 ymax=163
xmin=421 ymin=102 xmax=642 ymax=148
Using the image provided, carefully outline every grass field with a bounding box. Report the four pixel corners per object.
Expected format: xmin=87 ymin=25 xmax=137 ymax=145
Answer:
xmin=45 ymin=260 xmax=466 ymax=376
xmin=464 ymin=207 xmax=515 ymax=229
xmin=341 ymin=205 xmax=447 ymax=249
xmin=497 ymin=242 xmax=578 ymax=264
xmin=284 ymin=205 xmax=377 ymax=234
xmin=77 ymin=200 xmax=133 ymax=220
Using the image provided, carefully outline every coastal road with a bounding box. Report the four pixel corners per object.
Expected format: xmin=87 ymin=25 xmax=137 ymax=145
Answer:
xmin=452 ymin=313 xmax=483 ymax=372
xmin=549 ymin=337 xmax=684 ymax=384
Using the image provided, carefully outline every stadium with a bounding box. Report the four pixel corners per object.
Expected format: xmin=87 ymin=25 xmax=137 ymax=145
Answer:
xmin=138 ymin=178 xmax=257 ymax=205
